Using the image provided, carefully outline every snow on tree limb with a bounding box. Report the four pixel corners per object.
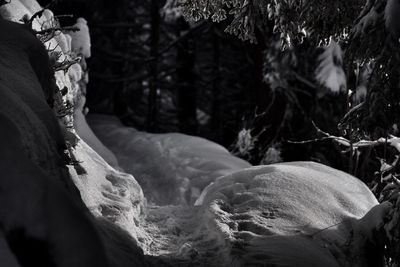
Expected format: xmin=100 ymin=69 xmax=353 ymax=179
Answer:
xmin=315 ymin=40 xmax=347 ymax=94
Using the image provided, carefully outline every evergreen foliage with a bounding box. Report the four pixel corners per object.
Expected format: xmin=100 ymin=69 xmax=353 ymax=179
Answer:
xmin=179 ymin=1 xmax=400 ymax=264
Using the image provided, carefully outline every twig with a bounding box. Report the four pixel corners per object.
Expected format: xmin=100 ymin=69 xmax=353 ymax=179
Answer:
xmin=53 ymin=57 xmax=81 ymax=72
xmin=34 ymin=26 xmax=80 ymax=35
xmin=288 ymin=121 xmax=398 ymax=152
xmin=287 ymin=136 xmax=341 ymax=145
xmin=44 ymin=0 xmax=59 ymax=9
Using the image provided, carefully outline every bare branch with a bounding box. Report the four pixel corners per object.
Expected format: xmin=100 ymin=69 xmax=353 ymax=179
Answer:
xmin=288 ymin=121 xmax=398 ymax=152
xmin=53 ymin=56 xmax=81 ymax=72
xmin=34 ymin=26 xmax=80 ymax=35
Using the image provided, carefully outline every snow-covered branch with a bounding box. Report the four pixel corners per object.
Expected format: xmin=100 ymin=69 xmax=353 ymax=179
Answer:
xmin=289 ymin=121 xmax=400 ymax=153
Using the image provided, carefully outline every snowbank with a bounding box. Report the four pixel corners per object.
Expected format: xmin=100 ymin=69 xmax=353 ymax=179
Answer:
xmin=0 ymin=17 xmax=73 ymax=193
xmin=189 ymin=162 xmax=381 ymax=266
xmin=0 ymin=1 xmax=150 ymax=264
xmin=68 ymin=139 xmax=147 ymax=243
xmin=88 ymin=114 xmax=251 ymax=205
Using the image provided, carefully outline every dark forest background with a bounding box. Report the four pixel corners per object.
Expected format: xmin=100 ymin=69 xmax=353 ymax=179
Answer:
xmin=37 ymin=0 xmax=381 ymax=186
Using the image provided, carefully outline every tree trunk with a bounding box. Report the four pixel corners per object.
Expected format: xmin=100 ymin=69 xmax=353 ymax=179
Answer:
xmin=210 ymin=26 xmax=221 ymax=141
xmin=176 ymin=18 xmax=197 ymax=135
xmin=147 ymin=0 xmax=160 ymax=132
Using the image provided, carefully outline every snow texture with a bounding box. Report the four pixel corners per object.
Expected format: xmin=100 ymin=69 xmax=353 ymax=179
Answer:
xmin=315 ymin=40 xmax=347 ymax=94
xmin=191 ymin=162 xmax=381 ymax=266
xmin=69 ymin=18 xmax=91 ymax=58
xmin=87 ymin=114 xmax=251 ymax=205
xmin=74 ymin=96 xmax=120 ymax=168
xmin=68 ymin=138 xmax=148 ymax=244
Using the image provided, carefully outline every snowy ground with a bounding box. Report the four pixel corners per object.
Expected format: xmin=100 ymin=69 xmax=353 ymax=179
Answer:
xmin=87 ymin=114 xmax=251 ymax=205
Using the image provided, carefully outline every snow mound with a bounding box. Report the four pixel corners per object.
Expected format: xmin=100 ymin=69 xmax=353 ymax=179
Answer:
xmin=87 ymin=114 xmax=251 ymax=205
xmin=0 ymin=113 xmax=111 ymax=267
xmin=191 ymin=162 xmax=380 ymax=266
xmin=0 ymin=0 xmax=146 ymax=251
xmin=0 ymin=18 xmax=72 ymax=187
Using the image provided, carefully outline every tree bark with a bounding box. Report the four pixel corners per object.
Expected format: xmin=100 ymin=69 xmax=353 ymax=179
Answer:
xmin=210 ymin=26 xmax=221 ymax=141
xmin=146 ymin=0 xmax=160 ymax=132
xmin=176 ymin=18 xmax=197 ymax=135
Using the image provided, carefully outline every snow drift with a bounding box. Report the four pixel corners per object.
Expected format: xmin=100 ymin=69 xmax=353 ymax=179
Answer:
xmin=0 ymin=2 xmax=150 ymax=266
xmin=88 ymin=114 xmax=251 ymax=205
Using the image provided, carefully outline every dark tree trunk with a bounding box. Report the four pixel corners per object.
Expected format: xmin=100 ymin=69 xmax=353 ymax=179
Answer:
xmin=244 ymin=31 xmax=287 ymax=163
xmin=147 ymin=0 xmax=160 ymax=132
xmin=210 ymin=26 xmax=221 ymax=141
xmin=176 ymin=18 xmax=197 ymax=135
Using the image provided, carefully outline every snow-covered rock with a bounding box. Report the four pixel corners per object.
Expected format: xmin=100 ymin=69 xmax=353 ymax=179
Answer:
xmin=87 ymin=114 xmax=251 ymax=205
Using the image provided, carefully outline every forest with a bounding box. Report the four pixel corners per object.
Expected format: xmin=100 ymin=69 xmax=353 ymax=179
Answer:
xmin=1 ymin=0 xmax=400 ymax=266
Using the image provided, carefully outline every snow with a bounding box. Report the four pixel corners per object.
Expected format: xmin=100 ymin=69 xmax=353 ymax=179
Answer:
xmin=69 ymin=18 xmax=91 ymax=58
xmin=0 ymin=0 xmax=393 ymax=265
xmin=18 ymin=0 xmax=41 ymax=14
xmin=193 ymin=161 xmax=380 ymax=266
xmin=162 ymin=0 xmax=182 ymax=22
xmin=74 ymin=96 xmax=119 ymax=168
xmin=0 ymin=0 xmax=148 ymax=250
xmin=0 ymin=0 xmax=32 ymax=22
xmin=68 ymin=138 xmax=148 ymax=245
xmin=87 ymin=114 xmax=251 ymax=205
xmin=0 ymin=18 xmax=71 ymax=182
xmin=53 ymin=32 xmax=71 ymax=54
xmin=0 ymin=112 xmax=110 ymax=267
xmin=315 ymin=40 xmax=347 ymax=94
xmin=235 ymin=128 xmax=255 ymax=156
